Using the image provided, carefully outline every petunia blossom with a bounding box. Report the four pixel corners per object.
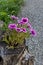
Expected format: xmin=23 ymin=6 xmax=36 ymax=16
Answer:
xmin=8 ymin=23 xmax=17 ymax=30
xmin=18 ymin=17 xmax=28 ymax=25
xmin=30 ymin=28 xmax=37 ymax=36
xmin=11 ymin=15 xmax=18 ymax=20
xmin=21 ymin=17 xmax=28 ymax=23
xmin=18 ymin=21 xmax=24 ymax=25
xmin=16 ymin=28 xmax=22 ymax=32
xmin=27 ymin=23 xmax=32 ymax=29
xmin=22 ymin=28 xmax=27 ymax=33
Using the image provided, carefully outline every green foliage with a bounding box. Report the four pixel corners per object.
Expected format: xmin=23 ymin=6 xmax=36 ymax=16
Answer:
xmin=2 ymin=29 xmax=30 ymax=47
xmin=0 ymin=0 xmax=23 ymax=22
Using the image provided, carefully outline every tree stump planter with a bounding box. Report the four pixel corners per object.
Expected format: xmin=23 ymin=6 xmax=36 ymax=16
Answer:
xmin=0 ymin=41 xmax=34 ymax=65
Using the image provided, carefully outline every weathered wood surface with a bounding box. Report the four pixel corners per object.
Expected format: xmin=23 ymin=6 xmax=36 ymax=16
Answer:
xmin=16 ymin=49 xmax=34 ymax=65
xmin=0 ymin=47 xmax=34 ymax=65
xmin=0 ymin=42 xmax=34 ymax=65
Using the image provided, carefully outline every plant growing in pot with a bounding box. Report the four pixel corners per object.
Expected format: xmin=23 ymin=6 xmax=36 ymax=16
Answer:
xmin=0 ymin=15 xmax=37 ymax=49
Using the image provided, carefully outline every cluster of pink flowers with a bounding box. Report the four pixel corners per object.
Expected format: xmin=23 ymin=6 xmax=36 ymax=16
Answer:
xmin=8 ymin=15 xmax=37 ymax=36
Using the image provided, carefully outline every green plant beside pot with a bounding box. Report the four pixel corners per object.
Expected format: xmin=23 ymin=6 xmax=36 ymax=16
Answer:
xmin=0 ymin=0 xmax=24 ymax=24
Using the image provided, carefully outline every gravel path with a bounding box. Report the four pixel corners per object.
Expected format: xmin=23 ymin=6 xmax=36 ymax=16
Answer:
xmin=18 ymin=0 xmax=43 ymax=65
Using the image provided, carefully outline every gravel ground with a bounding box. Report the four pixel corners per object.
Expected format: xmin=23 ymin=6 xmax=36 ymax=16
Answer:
xmin=18 ymin=0 xmax=43 ymax=65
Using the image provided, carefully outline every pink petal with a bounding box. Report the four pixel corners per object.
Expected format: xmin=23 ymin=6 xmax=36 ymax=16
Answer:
xmin=11 ymin=15 xmax=18 ymax=20
xmin=22 ymin=28 xmax=27 ymax=33
xmin=21 ymin=17 xmax=28 ymax=23
xmin=16 ymin=28 xmax=22 ymax=32
xmin=30 ymin=28 xmax=37 ymax=36
xmin=8 ymin=23 xmax=17 ymax=30
xmin=18 ymin=17 xmax=29 ymax=25
xmin=27 ymin=23 xmax=32 ymax=29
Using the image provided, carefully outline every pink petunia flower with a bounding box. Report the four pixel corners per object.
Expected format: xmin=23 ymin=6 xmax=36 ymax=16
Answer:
xmin=30 ymin=28 xmax=37 ymax=36
xmin=18 ymin=17 xmax=28 ymax=25
xmin=21 ymin=17 xmax=28 ymax=24
xmin=27 ymin=23 xmax=32 ymax=29
xmin=18 ymin=20 xmax=21 ymax=24
xmin=8 ymin=23 xmax=17 ymax=30
xmin=16 ymin=28 xmax=22 ymax=32
xmin=18 ymin=21 xmax=24 ymax=25
xmin=11 ymin=15 xmax=18 ymax=20
xmin=21 ymin=28 xmax=27 ymax=33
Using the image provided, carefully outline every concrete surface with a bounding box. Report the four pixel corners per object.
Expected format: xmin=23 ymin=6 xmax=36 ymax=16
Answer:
xmin=18 ymin=0 xmax=43 ymax=65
